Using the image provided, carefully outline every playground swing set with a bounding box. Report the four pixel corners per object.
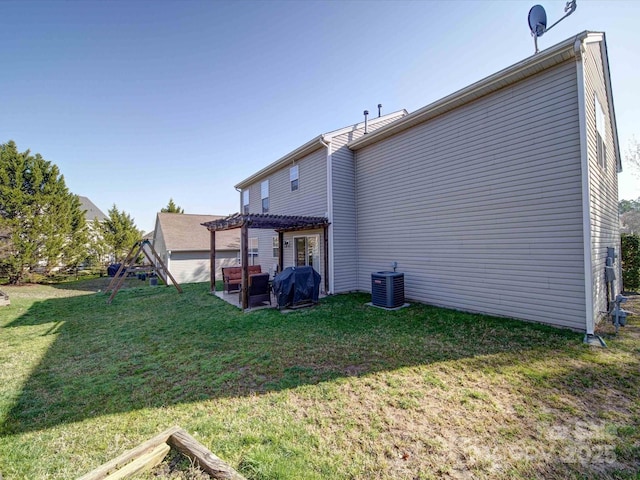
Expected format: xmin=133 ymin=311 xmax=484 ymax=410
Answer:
xmin=105 ymin=239 xmax=182 ymax=304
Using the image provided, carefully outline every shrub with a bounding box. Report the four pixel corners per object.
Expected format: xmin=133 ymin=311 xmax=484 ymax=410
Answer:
xmin=621 ymin=233 xmax=640 ymax=292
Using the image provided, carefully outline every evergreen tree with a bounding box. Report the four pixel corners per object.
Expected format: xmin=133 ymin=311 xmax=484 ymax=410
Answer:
xmin=86 ymin=217 xmax=110 ymax=268
xmin=619 ymin=197 xmax=640 ymax=215
xmin=101 ymin=205 xmax=141 ymax=263
xmin=161 ymin=198 xmax=184 ymax=214
xmin=0 ymin=141 xmax=88 ymax=283
xmin=62 ymin=194 xmax=90 ymax=271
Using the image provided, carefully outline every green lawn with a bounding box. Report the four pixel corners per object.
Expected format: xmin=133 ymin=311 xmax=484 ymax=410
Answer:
xmin=0 ymin=278 xmax=638 ymax=479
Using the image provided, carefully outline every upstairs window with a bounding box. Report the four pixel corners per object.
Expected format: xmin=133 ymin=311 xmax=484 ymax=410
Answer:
xmin=261 ymin=180 xmax=269 ymax=213
xmin=242 ymin=190 xmax=249 ymax=214
xmin=290 ymin=165 xmax=299 ymax=191
xmin=595 ymin=96 xmax=607 ymax=171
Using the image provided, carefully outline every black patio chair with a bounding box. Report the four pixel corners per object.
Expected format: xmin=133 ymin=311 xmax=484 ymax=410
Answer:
xmin=248 ymin=273 xmax=271 ymax=307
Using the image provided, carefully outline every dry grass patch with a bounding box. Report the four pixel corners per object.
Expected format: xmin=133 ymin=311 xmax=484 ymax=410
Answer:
xmin=0 ymin=280 xmax=638 ymax=479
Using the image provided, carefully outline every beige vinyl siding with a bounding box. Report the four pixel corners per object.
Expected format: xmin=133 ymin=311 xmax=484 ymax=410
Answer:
xmin=170 ymin=251 xmax=238 ymax=284
xmin=330 ymin=113 xmax=407 ymax=293
xmin=245 ymin=148 xmax=327 ymax=270
xmin=355 ymin=59 xmax=587 ymax=330
xmin=330 ymin=133 xmax=358 ymax=293
xmin=583 ymin=41 xmax=621 ymax=324
xmin=269 ymin=147 xmax=327 ymax=216
xmin=282 ymin=228 xmax=326 ymax=293
xmin=152 ymin=233 xmax=168 ymax=265
xmin=246 ymin=229 xmax=279 ymax=275
xmin=241 ymin=164 xmax=327 ymax=216
xmin=151 ymin=227 xmax=170 ymax=268
xmin=170 ymin=252 xmax=208 ymax=283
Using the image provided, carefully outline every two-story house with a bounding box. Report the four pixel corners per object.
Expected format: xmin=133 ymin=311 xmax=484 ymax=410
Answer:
xmin=231 ymin=109 xmax=407 ymax=292
xmin=204 ymin=31 xmax=622 ymax=337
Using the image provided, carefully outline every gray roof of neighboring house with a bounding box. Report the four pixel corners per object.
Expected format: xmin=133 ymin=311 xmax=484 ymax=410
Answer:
xmin=155 ymin=212 xmax=240 ymax=251
xmin=78 ymin=196 xmax=107 ymax=223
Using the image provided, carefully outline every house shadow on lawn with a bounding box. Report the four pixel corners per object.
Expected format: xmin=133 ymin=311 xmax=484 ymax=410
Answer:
xmin=0 ymin=281 xmax=591 ymax=438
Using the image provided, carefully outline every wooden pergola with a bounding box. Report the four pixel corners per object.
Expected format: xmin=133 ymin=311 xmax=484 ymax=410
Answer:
xmin=202 ymin=213 xmax=330 ymax=309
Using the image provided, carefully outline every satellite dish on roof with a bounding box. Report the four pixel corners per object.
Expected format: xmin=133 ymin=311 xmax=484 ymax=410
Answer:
xmin=528 ymin=5 xmax=547 ymax=38
xmin=527 ymin=0 xmax=577 ymax=54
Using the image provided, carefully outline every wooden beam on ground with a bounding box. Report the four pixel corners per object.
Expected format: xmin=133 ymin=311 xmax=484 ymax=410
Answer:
xmin=77 ymin=426 xmax=245 ymax=480
xmin=103 ymin=443 xmax=170 ymax=480
xmin=77 ymin=426 xmax=180 ymax=480
xmin=168 ymin=428 xmax=246 ymax=480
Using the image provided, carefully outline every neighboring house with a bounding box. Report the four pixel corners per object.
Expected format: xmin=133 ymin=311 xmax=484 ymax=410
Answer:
xmin=208 ymin=31 xmax=622 ymax=335
xmin=78 ymin=196 xmax=107 ymax=223
xmin=78 ymin=196 xmax=111 ymax=266
xmin=141 ymin=230 xmax=155 ymax=265
xmin=153 ymin=213 xmax=240 ymax=284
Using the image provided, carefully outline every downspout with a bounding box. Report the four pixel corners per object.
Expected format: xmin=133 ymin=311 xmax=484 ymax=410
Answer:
xmin=353 ymin=148 xmax=360 ymax=292
xmin=574 ymin=38 xmax=596 ymax=338
xmin=321 ymin=135 xmax=333 ymax=294
xmin=235 ymin=186 xmax=242 ymax=213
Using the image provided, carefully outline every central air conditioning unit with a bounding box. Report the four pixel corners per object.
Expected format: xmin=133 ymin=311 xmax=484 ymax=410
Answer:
xmin=371 ymin=271 xmax=404 ymax=308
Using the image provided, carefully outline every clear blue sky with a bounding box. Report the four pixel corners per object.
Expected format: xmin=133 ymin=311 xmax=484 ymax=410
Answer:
xmin=2 ymin=0 xmax=639 ymax=233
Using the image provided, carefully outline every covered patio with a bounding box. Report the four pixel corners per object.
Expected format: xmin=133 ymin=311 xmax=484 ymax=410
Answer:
xmin=202 ymin=213 xmax=329 ymax=310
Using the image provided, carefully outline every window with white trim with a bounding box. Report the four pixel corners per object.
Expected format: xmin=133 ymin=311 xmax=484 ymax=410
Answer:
xmin=290 ymin=165 xmax=299 ymax=191
xmin=272 ymin=236 xmax=279 ymax=258
xmin=595 ymin=96 xmax=607 ymax=171
xmin=242 ymin=190 xmax=249 ymax=214
xmin=261 ymin=180 xmax=269 ymax=213
xmin=249 ymin=237 xmax=258 ymax=257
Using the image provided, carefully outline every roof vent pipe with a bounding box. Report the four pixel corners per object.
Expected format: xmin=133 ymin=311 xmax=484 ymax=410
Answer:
xmin=378 ymin=104 xmax=382 ymax=117
xmin=364 ymin=110 xmax=369 ymax=134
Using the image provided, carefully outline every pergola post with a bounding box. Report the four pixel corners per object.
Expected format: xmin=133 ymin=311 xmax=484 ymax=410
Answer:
xmin=201 ymin=213 xmax=330 ymax=310
xmin=241 ymin=223 xmax=249 ymax=309
xmin=209 ymin=230 xmax=216 ymax=293
xmin=278 ymin=231 xmax=284 ymax=273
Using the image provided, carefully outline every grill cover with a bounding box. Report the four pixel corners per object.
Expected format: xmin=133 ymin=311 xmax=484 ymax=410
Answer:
xmin=272 ymin=266 xmax=321 ymax=308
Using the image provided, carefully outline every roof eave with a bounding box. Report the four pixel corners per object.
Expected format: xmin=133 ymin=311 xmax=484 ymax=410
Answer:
xmin=235 ymin=135 xmax=325 ymax=190
xmin=594 ymin=34 xmax=622 ymax=172
xmin=349 ymin=31 xmax=594 ymax=151
xmin=234 ymin=110 xmax=409 ymax=190
xmin=322 ymin=109 xmax=409 ymax=139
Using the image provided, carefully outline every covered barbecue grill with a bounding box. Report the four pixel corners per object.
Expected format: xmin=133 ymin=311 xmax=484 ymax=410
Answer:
xmin=272 ymin=266 xmax=321 ymax=309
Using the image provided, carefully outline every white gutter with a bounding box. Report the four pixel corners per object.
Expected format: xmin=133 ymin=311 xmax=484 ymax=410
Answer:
xmin=574 ymin=38 xmax=595 ymax=335
xmin=235 ymin=110 xmax=408 ymax=190
xmin=349 ymin=31 xmax=594 ymax=151
xmin=235 ymin=135 xmax=325 ymax=190
xmin=599 ymin=38 xmax=622 ymax=173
